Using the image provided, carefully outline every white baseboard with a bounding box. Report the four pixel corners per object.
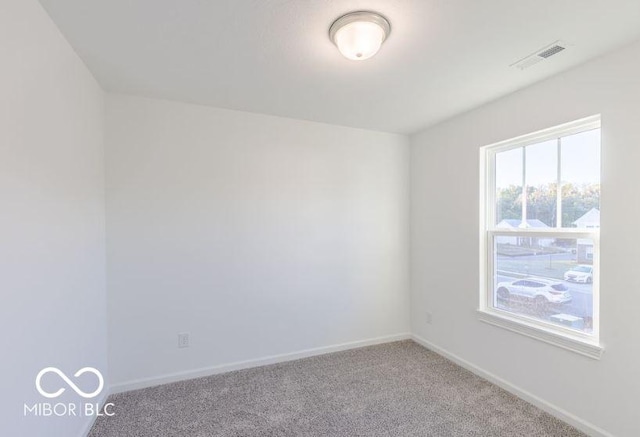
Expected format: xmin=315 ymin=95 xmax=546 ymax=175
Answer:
xmin=110 ymin=333 xmax=411 ymax=394
xmin=79 ymin=388 xmax=111 ymax=437
xmin=410 ymin=334 xmax=612 ymax=437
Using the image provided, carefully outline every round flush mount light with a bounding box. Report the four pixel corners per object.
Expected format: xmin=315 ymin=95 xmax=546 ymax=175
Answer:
xmin=329 ymin=11 xmax=391 ymax=61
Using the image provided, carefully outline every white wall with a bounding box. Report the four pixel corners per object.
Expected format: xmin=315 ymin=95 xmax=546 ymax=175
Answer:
xmin=411 ymin=40 xmax=640 ymax=437
xmin=0 ymin=0 xmax=107 ymax=436
xmin=106 ymin=95 xmax=410 ymax=388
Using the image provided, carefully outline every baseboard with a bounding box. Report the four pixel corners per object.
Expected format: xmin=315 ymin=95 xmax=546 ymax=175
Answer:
xmin=110 ymin=332 xmax=411 ymax=394
xmin=410 ymin=334 xmax=612 ymax=437
xmin=78 ymin=387 xmax=111 ymax=437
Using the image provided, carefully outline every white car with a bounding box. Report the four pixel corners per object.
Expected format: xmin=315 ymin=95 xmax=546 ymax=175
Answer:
xmin=564 ymin=265 xmax=593 ymax=283
xmin=496 ymin=278 xmax=572 ymax=306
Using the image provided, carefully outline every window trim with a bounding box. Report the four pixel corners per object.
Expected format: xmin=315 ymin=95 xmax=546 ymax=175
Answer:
xmin=478 ymin=115 xmax=603 ymax=359
xmin=476 ymin=311 xmax=603 ymax=359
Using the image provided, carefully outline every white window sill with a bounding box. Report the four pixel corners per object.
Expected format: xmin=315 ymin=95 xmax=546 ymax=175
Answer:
xmin=477 ymin=309 xmax=604 ymax=360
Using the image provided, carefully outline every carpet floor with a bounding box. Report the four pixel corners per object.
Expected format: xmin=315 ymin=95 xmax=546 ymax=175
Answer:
xmin=89 ymin=341 xmax=584 ymax=436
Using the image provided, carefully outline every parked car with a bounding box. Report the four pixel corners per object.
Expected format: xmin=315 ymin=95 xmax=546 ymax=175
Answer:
xmin=564 ymin=265 xmax=593 ymax=283
xmin=496 ymin=278 xmax=572 ymax=307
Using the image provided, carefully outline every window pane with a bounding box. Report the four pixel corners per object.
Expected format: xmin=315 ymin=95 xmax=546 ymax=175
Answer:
xmin=495 ymin=147 xmax=523 ymax=225
xmin=525 ymin=140 xmax=558 ymax=227
xmin=493 ymin=236 xmax=594 ymax=333
xmin=561 ymin=129 xmax=601 ymax=228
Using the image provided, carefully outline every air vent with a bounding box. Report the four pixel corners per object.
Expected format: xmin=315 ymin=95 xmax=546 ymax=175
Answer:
xmin=537 ymin=45 xmax=565 ymax=58
xmin=511 ymin=41 xmax=568 ymax=70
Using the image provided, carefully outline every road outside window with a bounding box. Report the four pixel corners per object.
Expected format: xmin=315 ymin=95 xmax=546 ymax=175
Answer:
xmin=481 ymin=116 xmax=601 ymax=342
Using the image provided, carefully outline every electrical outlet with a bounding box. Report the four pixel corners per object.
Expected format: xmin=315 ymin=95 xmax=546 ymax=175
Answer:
xmin=425 ymin=312 xmax=433 ymax=324
xmin=178 ymin=332 xmax=190 ymax=348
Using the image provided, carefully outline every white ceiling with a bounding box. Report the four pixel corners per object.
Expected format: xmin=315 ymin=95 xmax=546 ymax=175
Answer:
xmin=38 ymin=0 xmax=640 ymax=134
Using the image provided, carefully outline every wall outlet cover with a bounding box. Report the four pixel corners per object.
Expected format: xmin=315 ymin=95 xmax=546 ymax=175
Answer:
xmin=178 ymin=333 xmax=190 ymax=348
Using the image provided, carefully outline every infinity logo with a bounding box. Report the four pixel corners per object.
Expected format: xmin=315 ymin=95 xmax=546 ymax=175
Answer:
xmin=35 ymin=367 xmax=104 ymax=399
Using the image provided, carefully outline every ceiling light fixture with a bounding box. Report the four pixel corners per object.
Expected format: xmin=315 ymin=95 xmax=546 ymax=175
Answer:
xmin=329 ymin=11 xmax=391 ymax=61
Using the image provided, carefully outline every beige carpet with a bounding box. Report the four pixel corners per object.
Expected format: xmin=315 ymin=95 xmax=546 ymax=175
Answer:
xmin=89 ymin=341 xmax=584 ymax=436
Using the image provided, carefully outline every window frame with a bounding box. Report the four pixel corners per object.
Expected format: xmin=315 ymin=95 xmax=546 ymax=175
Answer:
xmin=478 ymin=115 xmax=603 ymax=359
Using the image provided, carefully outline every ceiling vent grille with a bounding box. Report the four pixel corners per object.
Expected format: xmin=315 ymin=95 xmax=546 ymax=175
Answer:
xmin=511 ymin=41 xmax=568 ymax=70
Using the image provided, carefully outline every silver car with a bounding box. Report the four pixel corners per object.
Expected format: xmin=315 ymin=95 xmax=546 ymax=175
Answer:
xmin=496 ymin=278 xmax=572 ymax=306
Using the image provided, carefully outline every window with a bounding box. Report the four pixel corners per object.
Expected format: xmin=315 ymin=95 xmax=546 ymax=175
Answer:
xmin=479 ymin=116 xmax=602 ymax=358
